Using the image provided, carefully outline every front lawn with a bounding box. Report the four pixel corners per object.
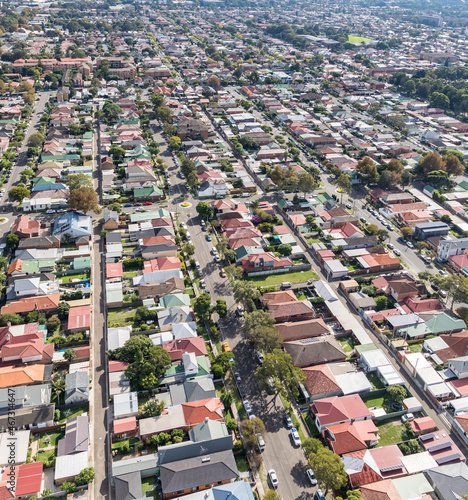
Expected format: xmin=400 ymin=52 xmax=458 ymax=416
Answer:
xmin=245 ymin=270 xmax=319 ymax=288
xmin=108 ymin=307 xmax=135 ymax=327
xmin=377 ymin=419 xmax=405 ymax=446
xmin=303 ymin=413 xmax=320 ymax=438
xmin=123 ymin=271 xmax=138 ymax=278
xmin=235 ymin=453 xmax=250 ymax=473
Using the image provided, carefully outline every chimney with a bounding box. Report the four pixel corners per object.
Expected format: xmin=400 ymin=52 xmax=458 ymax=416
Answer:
xmin=205 ymin=417 xmax=209 ymax=423
xmin=6 ymin=322 xmax=11 ymax=327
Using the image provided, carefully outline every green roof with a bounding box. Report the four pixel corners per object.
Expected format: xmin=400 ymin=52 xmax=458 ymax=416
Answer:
xmin=397 ymin=323 xmax=432 ymax=339
xmin=82 ymin=132 xmax=93 ymax=140
xmin=134 ymin=186 xmax=163 ymax=198
xmin=42 ymin=154 xmax=80 ymax=161
xmin=424 ymin=185 xmax=436 ymax=194
xmin=277 ymin=198 xmax=288 ymax=208
xmin=163 ymin=356 xmax=209 ymax=379
xmin=73 ymin=257 xmax=91 ymax=270
xmin=33 ymin=176 xmax=55 ymax=186
xmin=458 ymin=180 xmax=468 ymax=191
xmin=130 ymin=208 xmax=170 ymax=223
xmin=425 ymin=313 xmax=466 ymax=335
xmin=355 ymin=343 xmax=378 ymax=355
xmin=160 ymin=293 xmax=191 ymax=309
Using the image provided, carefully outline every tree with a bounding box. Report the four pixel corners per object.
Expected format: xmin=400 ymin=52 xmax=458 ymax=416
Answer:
xmin=441 ymin=214 xmax=452 ymax=225
xmin=302 ymin=438 xmax=322 ymax=460
xmin=60 ymin=482 xmax=76 ymax=494
xmin=255 ymin=349 xmax=305 ymax=398
xmin=151 ymin=93 xmax=164 ymax=107
xmin=27 ymin=132 xmax=45 ymax=148
xmin=139 ymin=398 xmax=165 ymax=418
xmin=309 ymin=447 xmax=347 ymax=493
xmin=456 ymin=306 xmax=468 ymax=324
xmin=336 ymin=173 xmax=352 ymax=203
xmin=277 ymin=243 xmax=292 ymax=256
xmin=154 ymin=106 xmax=172 ymax=123
xmin=211 ymin=352 xmax=235 ymax=378
xmin=270 ymin=164 xmax=284 ymax=187
xmin=51 ymin=372 xmax=66 ymax=399
xmin=366 ymin=224 xmax=378 ymax=235
xmin=58 ymin=302 xmax=70 ymax=320
xmin=63 ymin=348 xmax=76 ymax=362
xmin=419 ymin=152 xmax=444 ymax=175
xmin=232 ymin=281 xmax=260 ymax=307
xmin=69 ymin=187 xmax=100 ymax=212
xmin=169 ymin=136 xmax=181 ymax=151
xmin=401 ymin=226 xmax=414 ymax=240
xmin=264 ymin=490 xmax=279 ymax=500
xmin=375 ymin=295 xmax=388 ymax=311
xmin=196 ymin=201 xmax=213 ymax=221
xmin=387 ymin=384 xmax=406 ymax=404
xmin=9 ymin=186 xmax=30 ymax=203
xmin=109 ymin=145 xmax=126 ymax=163
xmin=356 ymin=157 xmax=379 ymax=185
xmin=430 ymin=92 xmax=450 ymax=110
xmin=444 ymin=153 xmax=465 ymax=176
xmin=207 ymin=74 xmax=220 ymax=89
xmin=75 ymin=467 xmax=95 ymax=486
xmin=5 ymin=234 xmax=19 ymax=252
xmin=68 ymin=173 xmax=92 ymax=191
xmin=240 ymin=417 xmax=265 ymax=449
xmin=216 ymin=299 xmax=227 ymax=318
xmin=378 ymin=169 xmax=401 ymax=189
xmin=116 ymin=335 xmax=172 ymax=390
xmin=377 ymin=229 xmax=389 ymax=241
xmin=102 ymin=101 xmax=122 ymax=123
xmin=194 ymin=293 xmax=212 ymax=319
xmin=298 ymin=173 xmax=318 ymax=196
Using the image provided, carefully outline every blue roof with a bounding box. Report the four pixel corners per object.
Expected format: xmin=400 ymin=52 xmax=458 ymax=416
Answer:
xmin=53 ymin=211 xmax=92 ymax=237
xmin=212 ymin=481 xmax=255 ymax=500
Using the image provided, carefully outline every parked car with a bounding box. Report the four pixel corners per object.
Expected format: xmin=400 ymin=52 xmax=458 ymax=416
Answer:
xmin=394 ymin=249 xmax=401 ymax=256
xmin=284 ymin=414 xmax=293 ymax=429
xmin=238 ymin=384 xmax=246 ymax=399
xmin=268 ymin=470 xmax=279 ymax=489
xmin=143 ymin=201 xmax=153 ymax=205
xmin=256 ymin=351 xmax=264 ymax=364
xmin=401 ymin=413 xmax=414 ymax=423
xmin=134 ymin=202 xmax=142 ymax=206
xmin=220 ymin=270 xmax=227 ymax=278
xmin=307 ymin=469 xmax=318 ymax=486
xmin=206 ymin=235 xmax=212 ymax=242
xmin=211 ymin=248 xmax=218 ymax=256
xmin=291 ymin=428 xmax=301 ymax=447
xmin=222 ymin=341 xmax=230 ymax=352
xmin=315 ymin=489 xmax=326 ymax=500
xmin=406 ymin=241 xmax=414 ymax=249
xmin=135 ymin=207 xmax=144 ymax=212
xmin=124 ymin=203 xmax=133 ymax=207
xmin=388 ymin=243 xmax=394 ymax=249
xmin=214 ymin=256 xmax=221 ymax=263
xmin=243 ymin=400 xmax=252 ymax=415
xmin=234 ymin=372 xmax=241 ymax=383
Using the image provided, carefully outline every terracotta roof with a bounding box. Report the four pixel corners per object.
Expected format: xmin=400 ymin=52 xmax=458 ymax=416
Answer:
xmin=267 ymin=300 xmax=314 ymax=321
xmin=1 ymin=293 xmax=60 ymax=315
xmin=67 ymin=305 xmax=91 ymax=330
xmin=276 ymin=318 xmax=329 ymax=341
xmin=360 ymin=480 xmax=402 ymax=500
xmin=109 ymin=360 xmax=129 ymax=373
xmin=106 ymin=262 xmax=123 ymax=278
xmin=410 ymin=417 xmax=436 ymax=433
xmin=437 ymin=331 xmax=468 ymax=363
xmin=7 ymin=259 xmax=23 ymax=274
xmin=1 ymin=462 xmax=43 ymax=497
xmin=162 ymin=337 xmax=208 ymax=361
xmin=143 ymin=257 xmax=181 ymax=273
xmin=400 ymin=297 xmax=443 ymax=314
xmin=325 ymin=421 xmax=370 ymax=455
xmin=261 ymin=290 xmax=297 ymax=305
xmin=454 ymin=414 xmax=468 ymax=433
xmin=312 ymin=394 xmax=372 ymax=427
xmin=303 ymin=364 xmax=340 ymax=396
xmin=0 ymin=364 xmax=45 ymax=388
xmin=181 ymin=398 xmax=224 ymax=426
xmin=114 ymin=416 xmax=137 ymax=434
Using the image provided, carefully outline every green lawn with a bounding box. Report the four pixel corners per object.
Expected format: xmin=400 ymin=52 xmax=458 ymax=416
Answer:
xmin=142 ymin=476 xmax=157 ymax=498
xmin=37 ymin=432 xmax=63 ymax=449
xmin=60 ymin=273 xmax=88 ymax=283
xmin=59 ymin=406 xmax=88 ymax=424
xmin=235 ymin=453 xmax=250 ymax=473
xmin=35 ymin=448 xmax=57 ymax=463
xmin=308 ymin=238 xmax=321 ymax=244
xmin=409 ymin=342 xmax=423 ymax=353
xmin=112 ymin=437 xmax=139 ymax=452
xmin=108 ymin=307 xmax=135 ymax=327
xmin=348 ymin=35 xmax=371 ymax=44
xmin=123 ymin=271 xmax=138 ymax=278
xmin=362 ymin=394 xmax=385 ymax=409
xmin=377 ymin=419 xmax=404 ymax=446
xmin=245 ymin=270 xmax=319 ymax=288
xmin=303 ymin=413 xmax=320 ymax=438
xmin=338 ymin=336 xmax=356 ymax=353
xmin=366 ymin=372 xmax=385 ymax=390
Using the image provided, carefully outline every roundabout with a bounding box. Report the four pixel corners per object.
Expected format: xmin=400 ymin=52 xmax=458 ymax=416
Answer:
xmin=180 ymin=202 xmax=191 ymax=208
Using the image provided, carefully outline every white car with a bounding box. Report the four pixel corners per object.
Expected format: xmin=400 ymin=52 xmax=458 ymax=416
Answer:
xmin=388 ymin=243 xmax=394 ymax=249
xmin=291 ymin=428 xmax=301 ymax=447
xmin=401 ymin=413 xmax=414 ymax=423
xmin=394 ymin=249 xmax=401 ymax=256
xmin=256 ymin=351 xmax=264 ymax=364
xmin=268 ymin=470 xmax=279 ymax=489
xmin=214 ymin=256 xmax=221 ymax=263
xmin=307 ymin=469 xmax=318 ymax=486
xmin=406 ymin=241 xmax=414 ymax=249
xmin=210 ymin=248 xmax=218 ymax=256
xmin=243 ymin=401 xmax=252 ymax=415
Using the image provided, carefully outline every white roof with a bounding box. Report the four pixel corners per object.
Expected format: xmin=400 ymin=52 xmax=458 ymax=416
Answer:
xmin=361 ymin=349 xmax=391 ymax=369
xmin=149 ymin=331 xmax=174 ymax=346
xmin=314 ymin=280 xmax=338 ymax=302
xmin=107 ymin=326 xmax=132 ymax=351
xmin=416 ymin=366 xmax=443 ymax=386
xmin=404 ymin=352 xmax=431 ymax=371
xmin=335 ymin=372 xmax=373 ymax=395
xmin=353 ymin=327 xmax=373 ymax=346
xmin=55 ymin=451 xmax=88 ymax=481
xmin=324 ymin=259 xmax=348 ymax=272
xmin=114 ymin=391 xmax=139 ymax=418
xmin=172 ymin=322 xmax=197 ymax=339
xmin=423 ymin=336 xmax=449 ymax=353
xmin=400 ymin=452 xmax=438 ymax=475
xmin=427 ymin=381 xmax=454 ymax=398
xmin=392 ymin=473 xmax=434 ymax=500
xmin=377 ymin=364 xmax=405 ymax=386
xmin=403 ymin=397 xmax=423 ymax=412
xmin=0 ymin=430 xmax=29 ymax=466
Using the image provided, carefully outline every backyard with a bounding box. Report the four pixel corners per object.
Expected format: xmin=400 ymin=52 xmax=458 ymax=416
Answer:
xmin=377 ymin=419 xmax=405 ymax=447
xmin=58 ymin=406 xmax=88 ymax=424
xmin=142 ymin=476 xmax=157 ymax=498
xmin=37 ymin=431 xmax=63 ymax=449
xmin=245 ymin=270 xmax=319 ymax=288
xmin=59 ymin=273 xmax=89 ymax=283
xmin=108 ymin=307 xmax=135 ymax=327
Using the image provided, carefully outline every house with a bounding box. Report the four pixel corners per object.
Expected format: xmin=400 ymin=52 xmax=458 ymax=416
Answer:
xmin=53 ymin=211 xmax=92 ymax=239
xmin=266 ymin=299 xmax=315 ymax=323
xmin=65 ymin=371 xmax=89 ymax=405
xmin=55 ymin=450 xmax=88 ymax=484
xmin=103 ymin=211 xmax=120 ymax=230
xmin=424 ymin=462 xmax=468 ymax=500
xmin=311 ymin=394 xmax=372 ymax=431
xmin=171 ymin=482 xmax=254 ymax=500
xmin=67 ymin=305 xmax=91 ymax=333
xmin=302 ymin=364 xmax=342 ymax=402
xmin=114 ymin=472 xmax=143 ymax=500
xmin=11 ymin=215 xmax=40 ymax=238
xmin=113 ymin=417 xmax=139 ymax=441
xmin=0 ymin=364 xmax=46 ymax=388
xmin=438 ymin=237 xmax=468 ymax=260
xmin=108 ymin=326 xmax=132 ymax=351
xmin=240 ymin=252 xmax=293 ymax=275
xmin=114 ymin=392 xmax=139 ymax=419
xmin=0 ymin=321 xmax=53 ymax=364
xmin=1 ymin=293 xmax=60 ymax=316
xmin=0 ymin=462 xmax=43 ymax=498
xmin=324 ymin=419 xmax=379 ymax=455
xmin=169 ymin=378 xmax=216 ymax=405
xmin=159 ymin=450 xmax=238 ymax=499
xmin=138 ymin=277 xmax=186 ymax=301
xmin=449 ymin=356 xmax=468 ymax=379
xmin=284 ymin=337 xmax=346 ymax=367
xmin=275 ymin=319 xmax=330 ymax=342
xmin=57 ymin=414 xmax=89 ymax=456
xmin=419 ymin=430 xmax=463 ymax=465
xmin=414 ymin=221 xmax=450 ymax=240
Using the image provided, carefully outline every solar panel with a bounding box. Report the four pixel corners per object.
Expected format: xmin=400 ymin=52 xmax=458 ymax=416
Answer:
xmin=380 ymin=465 xmax=404 ymax=473
xmin=436 ymin=453 xmax=461 ymax=465
xmin=420 ymin=433 xmax=435 ymax=442
xmin=427 ymin=442 xmax=452 ymax=453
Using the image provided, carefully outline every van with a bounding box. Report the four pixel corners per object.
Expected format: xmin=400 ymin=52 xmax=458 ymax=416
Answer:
xmin=280 ymin=282 xmax=292 ymax=290
xmin=241 ymin=192 xmax=250 ymax=198
xmin=256 ymin=433 xmax=265 ymax=452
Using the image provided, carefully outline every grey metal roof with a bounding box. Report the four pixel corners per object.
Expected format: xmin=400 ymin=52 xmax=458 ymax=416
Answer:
xmin=57 ymin=415 xmax=89 ymax=456
xmin=425 ymin=462 xmax=468 ymax=500
xmin=114 ymin=472 xmax=143 ymax=500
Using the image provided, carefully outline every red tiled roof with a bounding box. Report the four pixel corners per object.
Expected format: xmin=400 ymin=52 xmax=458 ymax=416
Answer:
xmin=360 ymin=480 xmax=402 ymax=500
xmin=106 ymin=262 xmax=123 ymax=279
xmin=181 ymin=398 xmax=224 ymax=426
xmin=114 ymin=416 xmax=137 ymax=434
xmin=312 ymin=394 xmax=372 ymax=427
xmin=400 ymin=297 xmax=443 ymax=314
xmin=410 ymin=416 xmax=436 ymax=433
xmin=143 ymin=257 xmax=181 ymax=273
xmin=1 ymin=294 xmax=60 ymax=315
xmin=4 ymin=462 xmax=43 ymax=496
xmin=303 ymin=364 xmax=340 ymax=397
xmin=437 ymin=331 xmax=468 ymax=363
xmin=261 ymin=290 xmax=297 ymax=305
xmin=162 ymin=337 xmax=208 ymax=361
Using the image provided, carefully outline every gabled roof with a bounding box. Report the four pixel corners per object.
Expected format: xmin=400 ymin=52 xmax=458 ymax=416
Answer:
xmin=302 ymin=364 xmax=340 ymax=397
xmin=181 ymin=398 xmax=224 ymax=426
xmin=312 ymin=394 xmax=371 ymax=426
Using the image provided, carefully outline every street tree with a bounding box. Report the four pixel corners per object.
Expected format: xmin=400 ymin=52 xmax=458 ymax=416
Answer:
xmin=232 ymin=281 xmax=260 ymax=308
xmin=298 ymin=173 xmax=318 ymax=197
xmin=154 ymin=106 xmax=172 ymax=123
xmin=69 ymin=187 xmax=100 ymax=212
xmin=255 ymin=349 xmax=305 ymax=398
xmin=8 ymin=186 xmax=30 ymax=203
xmin=356 ymin=157 xmax=379 ymax=185
xmin=309 ymin=447 xmax=347 ymax=494
xmin=150 ymin=93 xmax=164 ymax=107
xmin=401 ymin=226 xmax=414 ymax=240
xmin=68 ymin=173 xmax=92 ymax=191
xmin=216 ymin=299 xmax=227 ymax=318
xmin=377 ymin=229 xmax=389 ymax=241
xmin=378 ymin=169 xmax=401 ymax=189
xmin=75 ymin=467 xmax=95 ymax=486
xmin=207 ymin=75 xmax=220 ymax=89
xmin=336 ymin=173 xmax=352 ymax=203
xmin=302 ymin=438 xmax=322 ymax=460
xmin=5 ymin=234 xmax=19 ymax=252
xmin=366 ymin=224 xmax=378 ymax=235
xmin=169 ymin=136 xmax=181 ymax=151
xmin=419 ymin=152 xmax=444 ymax=175
xmin=193 ymin=293 xmax=212 ymax=319
xmin=102 ymin=101 xmax=122 ymax=123
xmin=196 ymin=201 xmax=213 ymax=221
xmin=27 ymin=132 xmax=45 ymax=148
xmin=240 ymin=417 xmax=265 ymax=449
